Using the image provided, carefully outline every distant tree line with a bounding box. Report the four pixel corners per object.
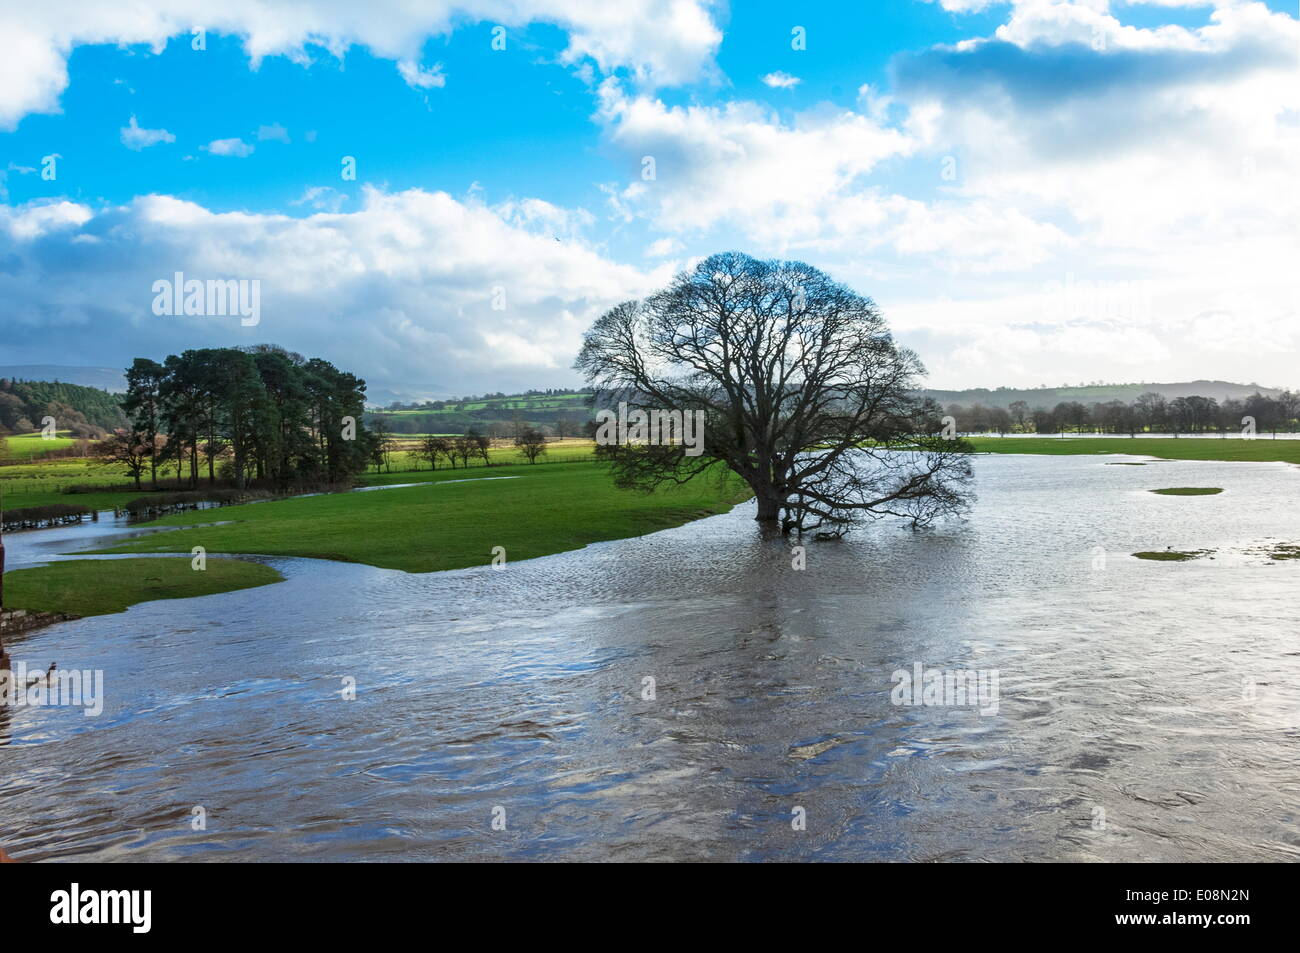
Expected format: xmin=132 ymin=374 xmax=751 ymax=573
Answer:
xmin=363 ymin=425 xmax=549 ymax=474
xmin=378 ymin=387 xmax=590 ymax=413
xmin=945 ymin=390 xmax=1300 ymax=436
xmin=0 ymin=378 xmax=126 ymax=437
xmin=108 ymin=345 xmax=373 ymax=490
xmin=366 ymin=406 xmax=588 ymax=438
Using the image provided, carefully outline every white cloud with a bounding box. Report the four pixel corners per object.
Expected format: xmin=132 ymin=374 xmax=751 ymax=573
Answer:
xmin=928 ymin=0 xmax=1002 ymax=11
xmin=0 ymin=1 xmax=723 ymax=130
xmin=892 ymin=2 xmax=1300 ymax=251
xmin=761 ymin=71 xmax=800 ymax=89
xmin=203 ymin=137 xmax=255 ymax=157
xmin=875 ymin=1 xmax=1300 ymax=386
xmin=0 ymin=200 xmax=93 ymax=240
xmin=291 ymin=186 xmax=347 ymax=212
xmin=256 ymin=122 xmax=290 ymax=143
xmin=397 ymin=60 xmax=446 ymax=90
xmin=0 ymin=188 xmax=670 ymax=397
xmin=587 ymin=3 xmax=1298 ymax=388
xmin=492 ymin=197 xmax=595 ymax=240
xmin=645 ymin=236 xmax=684 ymax=257
xmin=596 ymin=80 xmax=914 ymax=243
xmin=120 ymin=115 xmax=175 ymax=150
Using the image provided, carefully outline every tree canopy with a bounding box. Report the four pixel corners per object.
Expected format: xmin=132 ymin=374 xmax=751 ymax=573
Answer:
xmin=575 ymin=252 xmax=973 ymax=537
xmin=121 ymin=345 xmax=373 ymax=490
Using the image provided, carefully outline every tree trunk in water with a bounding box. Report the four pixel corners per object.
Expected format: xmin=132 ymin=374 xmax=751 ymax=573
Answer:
xmin=755 ymin=493 xmax=781 ymax=523
xmin=0 ymin=531 xmax=13 ymax=720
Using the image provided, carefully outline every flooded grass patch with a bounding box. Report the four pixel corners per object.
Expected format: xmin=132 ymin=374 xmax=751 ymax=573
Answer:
xmin=1245 ymin=542 xmax=1300 ymax=562
xmin=968 ymin=436 xmax=1300 ymax=465
xmin=3 ymin=558 xmax=283 ymax=618
xmin=84 ymin=462 xmax=752 ymax=573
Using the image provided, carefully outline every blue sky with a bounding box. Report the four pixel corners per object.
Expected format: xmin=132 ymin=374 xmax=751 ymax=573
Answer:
xmin=2 ymin=6 xmax=993 ymax=210
xmin=1 ymin=1 xmax=1297 ymax=401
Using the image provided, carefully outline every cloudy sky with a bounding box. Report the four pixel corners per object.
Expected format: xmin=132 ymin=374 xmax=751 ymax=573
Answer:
xmin=1 ymin=0 xmax=1296 ymax=402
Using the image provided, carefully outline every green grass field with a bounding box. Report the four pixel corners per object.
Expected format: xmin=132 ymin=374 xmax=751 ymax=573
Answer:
xmin=88 ymin=460 xmax=752 ymax=573
xmin=0 ymin=458 xmax=139 ymax=511
xmin=377 ymin=438 xmax=596 ymax=473
xmin=4 ymin=557 xmax=283 ymax=617
xmin=0 ymin=431 xmax=76 ymax=463
xmin=967 ymin=436 xmax=1300 ymax=465
xmin=0 ymin=438 xmax=602 ymax=513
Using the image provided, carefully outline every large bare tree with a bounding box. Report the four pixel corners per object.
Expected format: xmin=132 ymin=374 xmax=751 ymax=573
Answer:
xmin=575 ymin=252 xmax=973 ymax=537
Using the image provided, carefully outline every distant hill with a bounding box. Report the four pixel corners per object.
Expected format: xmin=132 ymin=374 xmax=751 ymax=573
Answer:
xmin=367 ymin=391 xmax=592 ymax=436
xmin=919 ymin=380 xmax=1285 ymax=410
xmin=366 ymin=380 xmax=1288 ymax=433
xmin=0 ymin=377 xmax=127 ymax=435
xmin=0 ymin=365 xmax=126 ymax=393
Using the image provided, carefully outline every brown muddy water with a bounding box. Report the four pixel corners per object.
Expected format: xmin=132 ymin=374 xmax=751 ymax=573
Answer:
xmin=1 ymin=454 xmax=1298 ymax=861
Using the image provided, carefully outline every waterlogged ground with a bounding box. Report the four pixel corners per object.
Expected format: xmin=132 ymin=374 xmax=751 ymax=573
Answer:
xmin=1 ymin=453 xmax=1298 ymax=862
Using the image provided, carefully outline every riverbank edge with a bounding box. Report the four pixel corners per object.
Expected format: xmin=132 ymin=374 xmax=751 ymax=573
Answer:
xmin=1 ymin=558 xmax=286 ymax=631
xmin=1 ymin=607 xmax=79 ymax=638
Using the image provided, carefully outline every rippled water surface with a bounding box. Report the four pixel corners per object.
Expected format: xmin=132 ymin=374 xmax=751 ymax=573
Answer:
xmin=2 ymin=453 xmax=1299 ymax=861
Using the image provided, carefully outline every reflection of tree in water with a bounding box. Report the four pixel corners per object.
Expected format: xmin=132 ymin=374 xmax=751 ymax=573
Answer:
xmin=0 ymin=632 xmax=10 ymax=747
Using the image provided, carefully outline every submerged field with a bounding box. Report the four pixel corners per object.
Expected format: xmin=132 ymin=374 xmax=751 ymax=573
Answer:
xmin=967 ymin=436 xmax=1300 ymax=464
xmin=12 ymin=433 xmax=1298 ymax=618
xmin=11 ymin=456 xmax=748 ymax=616
xmin=88 ymin=461 xmax=752 ymax=573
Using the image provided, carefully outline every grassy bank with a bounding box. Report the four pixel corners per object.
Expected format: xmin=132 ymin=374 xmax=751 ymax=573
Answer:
xmin=88 ymin=460 xmax=752 ymax=573
xmin=967 ymin=436 xmax=1300 ymax=465
xmin=4 ymin=558 xmax=283 ymax=617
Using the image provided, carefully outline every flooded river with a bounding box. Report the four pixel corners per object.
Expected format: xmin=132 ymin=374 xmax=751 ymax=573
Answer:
xmin=2 ymin=453 xmax=1298 ymax=861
